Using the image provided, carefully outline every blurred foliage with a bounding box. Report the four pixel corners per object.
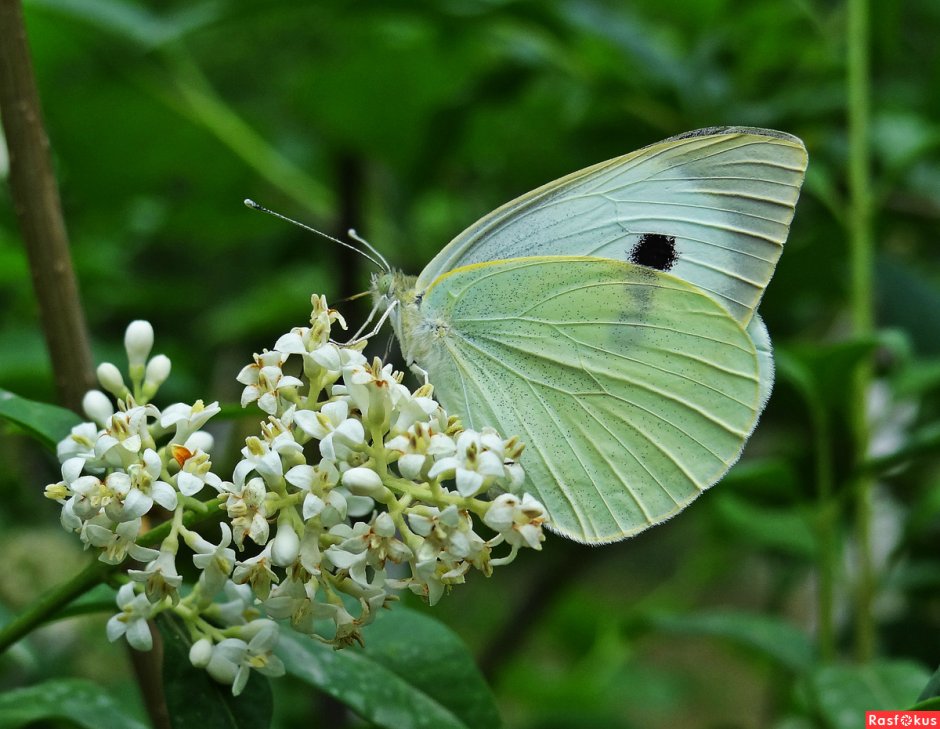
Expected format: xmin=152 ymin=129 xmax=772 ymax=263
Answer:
xmin=2 ymin=0 xmax=940 ymax=727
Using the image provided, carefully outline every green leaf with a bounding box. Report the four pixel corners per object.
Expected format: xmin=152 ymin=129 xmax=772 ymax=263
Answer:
xmin=0 ymin=388 xmax=81 ymax=450
xmin=0 ymin=678 xmax=147 ymax=729
xmin=916 ymin=663 xmax=940 ymax=703
xmin=776 ymin=338 xmax=885 ymax=415
xmin=710 ymin=493 xmax=817 ymax=558
xmin=646 ymin=610 xmax=815 ymax=672
xmin=807 ymin=661 xmax=930 ymax=729
xmin=24 ymin=0 xmax=219 ymax=50
xmin=278 ymin=607 xmax=502 ymax=729
xmin=158 ymin=614 xmax=273 ymax=729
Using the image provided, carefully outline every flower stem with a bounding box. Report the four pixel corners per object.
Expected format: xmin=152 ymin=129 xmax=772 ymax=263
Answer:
xmin=0 ymin=558 xmax=111 ymax=655
xmin=0 ymin=497 xmax=224 ymax=655
xmin=847 ymin=0 xmax=876 ymax=661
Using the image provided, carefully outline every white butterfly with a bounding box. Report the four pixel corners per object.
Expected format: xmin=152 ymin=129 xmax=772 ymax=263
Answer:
xmin=371 ymin=127 xmax=808 ymax=544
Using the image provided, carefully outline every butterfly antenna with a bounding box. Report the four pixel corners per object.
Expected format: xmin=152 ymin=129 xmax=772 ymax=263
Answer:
xmin=348 ymin=228 xmax=391 ymax=273
xmin=244 ymin=199 xmax=387 ymax=271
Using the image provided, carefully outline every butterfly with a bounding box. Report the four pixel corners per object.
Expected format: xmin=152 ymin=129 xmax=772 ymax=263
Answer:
xmin=371 ymin=127 xmax=808 ymax=544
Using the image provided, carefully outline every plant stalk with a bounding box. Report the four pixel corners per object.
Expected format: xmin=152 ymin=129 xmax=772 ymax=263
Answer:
xmin=0 ymin=499 xmax=222 ymax=655
xmin=0 ymin=0 xmax=95 ymax=412
xmin=847 ymin=0 xmax=876 ymax=662
xmin=0 ymin=558 xmax=110 ymax=655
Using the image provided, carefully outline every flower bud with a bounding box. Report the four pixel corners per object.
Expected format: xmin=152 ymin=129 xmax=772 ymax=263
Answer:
xmin=185 ymin=430 xmax=214 ymax=454
xmin=341 ymin=467 xmax=386 ymax=498
xmin=240 ymin=618 xmax=279 ymax=642
xmin=82 ymin=389 xmax=114 ymax=426
xmin=124 ymin=320 xmax=154 ymax=368
xmin=271 ymin=522 xmax=300 ymax=567
xmin=189 ymin=638 xmax=213 ymax=668
xmin=142 ymin=355 xmax=171 ymax=400
xmin=96 ymin=362 xmax=128 ymax=398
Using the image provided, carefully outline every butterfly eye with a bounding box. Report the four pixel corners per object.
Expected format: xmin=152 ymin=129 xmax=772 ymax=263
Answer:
xmin=374 ymin=273 xmax=393 ymax=297
xmin=629 ymin=233 xmax=678 ymax=272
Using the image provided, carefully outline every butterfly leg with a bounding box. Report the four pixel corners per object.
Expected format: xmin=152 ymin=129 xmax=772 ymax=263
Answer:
xmin=409 ymin=361 xmax=430 ymax=385
xmin=335 ymin=299 xmax=398 ymax=347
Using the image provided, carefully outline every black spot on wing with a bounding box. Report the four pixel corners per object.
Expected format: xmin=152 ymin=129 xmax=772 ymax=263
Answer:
xmin=630 ymin=233 xmax=678 ymax=272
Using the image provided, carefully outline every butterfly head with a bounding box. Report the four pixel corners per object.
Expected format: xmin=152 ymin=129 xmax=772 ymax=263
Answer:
xmin=370 ymin=270 xmax=420 ymax=311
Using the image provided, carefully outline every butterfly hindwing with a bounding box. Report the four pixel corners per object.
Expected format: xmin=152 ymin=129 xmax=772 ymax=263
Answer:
xmin=417 ymin=256 xmax=762 ymax=543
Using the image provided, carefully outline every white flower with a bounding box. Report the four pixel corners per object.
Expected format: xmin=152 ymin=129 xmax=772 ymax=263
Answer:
xmin=56 ymin=422 xmax=102 ymax=465
xmin=484 ymin=492 xmax=547 ymax=555
xmin=187 ymin=523 xmax=236 ymax=599
xmin=236 ymin=432 xmax=300 ymax=487
xmin=310 ymin=600 xmax=359 ymax=646
xmin=206 ymin=638 xmax=245 ymax=686
xmin=44 ymin=457 xmax=86 ymax=505
xmin=160 ymin=400 xmax=221 ymax=445
xmin=171 ymin=446 xmax=222 ymax=496
xmin=388 ymin=384 xmax=442 ymax=436
xmin=205 ymin=620 xmax=284 ymax=696
xmin=294 ymin=399 xmax=349 ymax=441
xmin=386 ymin=422 xmax=455 ymax=481
xmin=299 ymin=486 xmax=348 ymax=527
xmin=408 ymin=504 xmax=489 ymax=578
xmin=208 ymin=582 xmax=260 ymax=626
xmin=275 ymin=324 xmax=354 ymax=386
xmin=428 ymin=428 xmax=516 ymax=497
xmin=274 ymin=295 xmax=347 ymax=358
xmin=237 ymin=351 xmax=303 ymax=415
xmin=128 ymin=548 xmax=183 ymax=604
xmin=325 ymin=513 xmax=410 ymax=589
xmin=106 ymin=583 xmax=154 ymax=651
xmin=344 ymin=358 xmax=410 ymax=429
xmin=410 ymin=557 xmax=447 ymax=606
xmin=284 ymin=461 xmax=344 ymax=524
xmin=232 ymin=544 xmax=278 ymax=600
xmin=263 ymin=576 xmax=315 ymax=634
xmin=103 ymin=449 xmax=176 ymax=522
xmin=222 ymin=474 xmax=270 ymax=548
xmin=321 ymin=421 xmax=367 ymax=465
xmin=299 ymin=525 xmax=323 ymax=575
xmin=62 ymin=472 xmax=107 ymax=524
xmin=94 ymin=405 xmax=157 ymax=468
xmin=82 ymin=517 xmax=159 ymax=565
xmin=294 ymin=402 xmax=369 ymax=466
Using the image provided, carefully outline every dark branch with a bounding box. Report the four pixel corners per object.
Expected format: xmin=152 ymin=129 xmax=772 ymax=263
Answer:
xmin=0 ymin=0 xmax=95 ymax=411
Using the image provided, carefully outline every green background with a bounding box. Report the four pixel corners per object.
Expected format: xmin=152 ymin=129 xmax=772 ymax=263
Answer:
xmin=2 ymin=0 xmax=940 ymax=727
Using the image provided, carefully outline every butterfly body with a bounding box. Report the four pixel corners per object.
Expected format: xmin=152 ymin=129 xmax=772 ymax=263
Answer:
xmin=371 ymin=127 xmax=807 ymax=543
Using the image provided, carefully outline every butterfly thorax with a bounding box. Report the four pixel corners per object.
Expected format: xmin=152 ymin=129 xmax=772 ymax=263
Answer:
xmin=371 ymin=270 xmax=444 ymax=376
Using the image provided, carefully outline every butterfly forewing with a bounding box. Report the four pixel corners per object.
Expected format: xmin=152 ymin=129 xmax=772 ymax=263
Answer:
xmin=416 ymin=128 xmax=807 ymax=327
xmin=417 ymin=257 xmax=762 ymax=543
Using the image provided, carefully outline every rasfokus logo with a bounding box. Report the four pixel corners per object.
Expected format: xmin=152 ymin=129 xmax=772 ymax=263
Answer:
xmin=866 ymin=712 xmax=940 ymax=726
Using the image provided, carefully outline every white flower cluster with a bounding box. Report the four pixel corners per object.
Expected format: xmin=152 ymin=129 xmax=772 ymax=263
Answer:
xmin=45 ymin=297 xmax=547 ymax=695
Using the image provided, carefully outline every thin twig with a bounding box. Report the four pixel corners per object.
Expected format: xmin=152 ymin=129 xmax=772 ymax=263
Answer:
xmin=0 ymin=0 xmax=95 ymax=411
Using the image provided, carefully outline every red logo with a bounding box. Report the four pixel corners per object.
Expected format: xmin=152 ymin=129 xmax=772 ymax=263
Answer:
xmin=867 ymin=712 xmax=940 ymax=726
